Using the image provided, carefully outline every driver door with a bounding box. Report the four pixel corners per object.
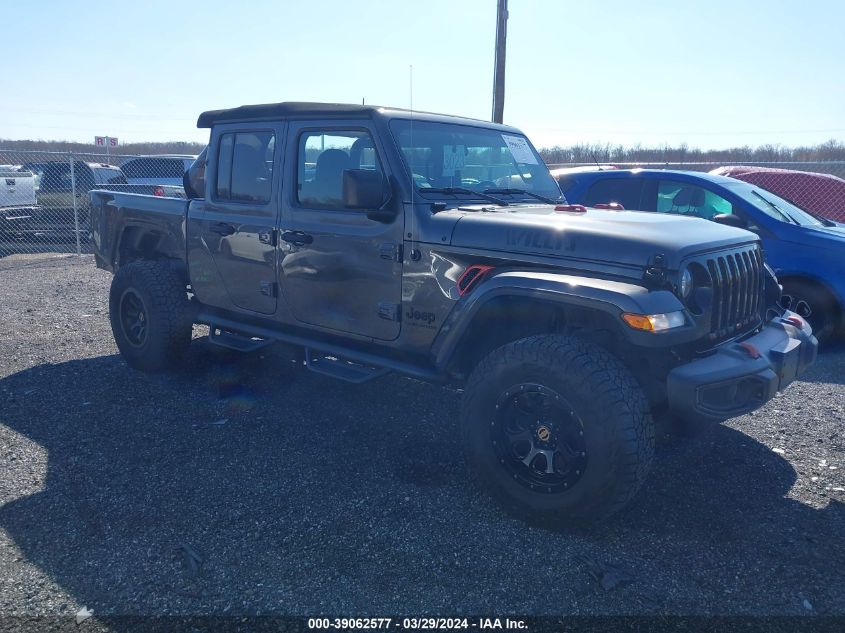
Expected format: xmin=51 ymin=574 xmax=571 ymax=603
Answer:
xmin=277 ymin=123 xmax=404 ymax=340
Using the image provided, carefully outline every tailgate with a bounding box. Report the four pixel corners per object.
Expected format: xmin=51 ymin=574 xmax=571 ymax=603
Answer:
xmin=1 ymin=171 xmax=38 ymax=208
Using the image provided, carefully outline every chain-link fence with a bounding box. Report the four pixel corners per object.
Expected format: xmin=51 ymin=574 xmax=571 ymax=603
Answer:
xmin=0 ymin=149 xmax=195 ymax=259
xmin=2 ymin=150 xmax=845 ymax=260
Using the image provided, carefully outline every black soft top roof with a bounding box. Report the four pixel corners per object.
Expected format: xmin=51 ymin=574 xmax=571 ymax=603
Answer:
xmin=196 ymin=101 xmax=522 ymax=133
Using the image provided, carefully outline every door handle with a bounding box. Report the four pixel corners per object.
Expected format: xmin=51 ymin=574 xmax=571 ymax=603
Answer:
xmin=281 ymin=230 xmax=313 ymax=246
xmin=210 ymin=222 xmax=235 ymax=236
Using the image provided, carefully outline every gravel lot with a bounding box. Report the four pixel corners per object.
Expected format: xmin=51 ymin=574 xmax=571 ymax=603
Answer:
xmin=0 ymin=254 xmax=843 ymax=620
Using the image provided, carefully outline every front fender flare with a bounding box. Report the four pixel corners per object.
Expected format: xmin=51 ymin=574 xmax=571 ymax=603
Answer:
xmin=430 ymin=271 xmax=687 ymax=369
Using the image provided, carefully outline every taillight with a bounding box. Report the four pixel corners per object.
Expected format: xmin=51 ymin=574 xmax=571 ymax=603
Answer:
xmin=593 ymin=202 xmax=625 ymax=210
xmin=153 ymin=186 xmax=165 ymax=197
xmin=457 ymin=264 xmax=494 ymax=296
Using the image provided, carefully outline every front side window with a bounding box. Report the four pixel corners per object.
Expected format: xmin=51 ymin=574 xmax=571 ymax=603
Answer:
xmin=656 ymin=180 xmax=733 ymax=219
xmin=389 ymin=120 xmax=560 ymax=199
xmin=215 ymin=131 xmax=275 ymax=203
xmin=297 ymin=129 xmax=383 ymax=209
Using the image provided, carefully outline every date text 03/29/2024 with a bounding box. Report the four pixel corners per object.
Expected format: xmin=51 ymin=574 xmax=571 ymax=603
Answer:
xmin=307 ymin=617 xmax=528 ymax=630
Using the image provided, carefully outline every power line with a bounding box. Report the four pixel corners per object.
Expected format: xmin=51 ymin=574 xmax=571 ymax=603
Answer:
xmin=530 ymin=126 xmax=845 ymax=137
xmin=0 ymin=107 xmax=194 ymax=121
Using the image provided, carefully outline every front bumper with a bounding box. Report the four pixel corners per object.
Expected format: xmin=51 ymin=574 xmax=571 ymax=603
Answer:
xmin=667 ymin=312 xmax=817 ymax=422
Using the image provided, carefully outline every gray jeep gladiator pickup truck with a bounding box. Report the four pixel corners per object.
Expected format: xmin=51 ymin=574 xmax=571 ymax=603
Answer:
xmin=89 ymin=102 xmax=817 ymax=523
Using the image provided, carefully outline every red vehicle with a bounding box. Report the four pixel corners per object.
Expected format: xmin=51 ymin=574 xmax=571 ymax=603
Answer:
xmin=710 ymin=166 xmax=845 ymax=224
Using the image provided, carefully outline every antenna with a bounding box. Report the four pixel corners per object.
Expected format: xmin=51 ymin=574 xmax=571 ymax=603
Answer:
xmin=409 ymin=64 xmax=414 ymax=214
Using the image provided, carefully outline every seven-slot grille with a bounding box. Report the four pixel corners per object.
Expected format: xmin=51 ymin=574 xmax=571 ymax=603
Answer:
xmin=704 ymin=247 xmax=764 ymax=340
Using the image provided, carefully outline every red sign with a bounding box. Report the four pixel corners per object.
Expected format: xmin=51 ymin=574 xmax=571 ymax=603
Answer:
xmin=95 ymin=136 xmax=118 ymax=147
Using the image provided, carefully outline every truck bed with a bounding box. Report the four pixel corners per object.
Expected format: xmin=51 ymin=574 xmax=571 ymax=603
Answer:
xmin=89 ymin=190 xmax=189 ymax=272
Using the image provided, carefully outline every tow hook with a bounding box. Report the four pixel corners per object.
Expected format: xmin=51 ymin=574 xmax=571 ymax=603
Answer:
xmin=644 ymin=253 xmax=667 ymax=285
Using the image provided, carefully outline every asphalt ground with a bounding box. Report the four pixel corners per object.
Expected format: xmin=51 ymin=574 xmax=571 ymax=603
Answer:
xmin=0 ymin=254 xmax=842 ymax=624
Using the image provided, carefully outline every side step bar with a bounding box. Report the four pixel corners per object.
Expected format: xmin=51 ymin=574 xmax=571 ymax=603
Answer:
xmin=304 ymin=349 xmax=390 ymax=384
xmin=208 ymin=325 xmax=273 ymax=352
xmin=195 ymin=311 xmax=445 ymax=383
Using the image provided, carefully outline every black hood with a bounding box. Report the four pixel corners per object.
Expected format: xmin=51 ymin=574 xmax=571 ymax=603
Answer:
xmin=450 ymin=205 xmax=759 ymax=270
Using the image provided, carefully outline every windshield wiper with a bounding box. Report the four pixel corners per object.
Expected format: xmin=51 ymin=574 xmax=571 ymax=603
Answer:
xmin=751 ymin=191 xmax=798 ymax=225
xmin=793 ymin=206 xmax=835 ymax=227
xmin=423 ymin=187 xmax=509 ymax=207
xmin=483 ymin=187 xmax=561 ymax=205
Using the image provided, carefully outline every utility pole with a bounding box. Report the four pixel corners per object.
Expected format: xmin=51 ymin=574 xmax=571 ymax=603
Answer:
xmin=492 ymin=0 xmax=508 ymax=123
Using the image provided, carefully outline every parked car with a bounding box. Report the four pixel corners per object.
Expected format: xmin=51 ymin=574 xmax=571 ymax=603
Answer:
xmin=559 ymin=168 xmax=845 ymax=342
xmin=88 ymin=102 xmax=816 ymax=524
xmin=550 ymin=165 xmax=619 ymax=196
xmin=710 ymin=165 xmax=845 ymax=224
xmin=0 ymin=168 xmax=40 ymax=234
xmin=18 ymin=161 xmax=124 ymax=232
xmin=119 ymin=155 xmax=196 ymax=188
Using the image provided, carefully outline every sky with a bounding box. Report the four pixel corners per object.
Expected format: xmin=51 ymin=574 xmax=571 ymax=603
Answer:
xmin=2 ymin=0 xmax=844 ymax=150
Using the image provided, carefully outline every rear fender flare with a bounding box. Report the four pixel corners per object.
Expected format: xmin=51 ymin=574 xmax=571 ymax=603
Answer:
xmin=116 ymin=222 xmax=183 ymax=267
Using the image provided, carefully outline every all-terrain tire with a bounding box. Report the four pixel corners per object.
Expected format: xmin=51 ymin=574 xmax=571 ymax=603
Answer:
xmin=109 ymin=260 xmax=193 ymax=371
xmin=461 ymin=334 xmax=654 ymax=523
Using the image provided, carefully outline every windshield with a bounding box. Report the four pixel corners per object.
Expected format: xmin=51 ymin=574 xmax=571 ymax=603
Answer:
xmin=725 ymin=181 xmax=824 ymax=227
xmin=389 ymin=119 xmax=562 ymax=201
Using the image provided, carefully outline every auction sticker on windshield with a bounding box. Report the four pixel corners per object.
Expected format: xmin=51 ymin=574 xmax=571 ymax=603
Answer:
xmin=501 ymin=134 xmax=538 ymax=164
xmin=443 ymin=145 xmax=466 ymax=176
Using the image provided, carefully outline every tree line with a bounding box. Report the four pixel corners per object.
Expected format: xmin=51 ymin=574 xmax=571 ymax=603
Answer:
xmin=539 ymin=139 xmax=845 ymax=165
xmin=0 ymin=139 xmax=206 ymax=158
xmin=2 ymin=137 xmax=844 ymax=165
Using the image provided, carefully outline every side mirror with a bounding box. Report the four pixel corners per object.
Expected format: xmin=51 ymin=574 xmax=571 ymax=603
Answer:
xmin=343 ymin=169 xmax=397 ymax=222
xmin=712 ymin=213 xmax=748 ymax=230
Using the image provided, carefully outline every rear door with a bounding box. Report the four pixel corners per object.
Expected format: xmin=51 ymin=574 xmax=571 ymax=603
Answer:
xmin=187 ymin=124 xmax=284 ymax=315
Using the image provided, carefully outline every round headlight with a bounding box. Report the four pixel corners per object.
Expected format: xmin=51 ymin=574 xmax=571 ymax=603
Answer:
xmin=680 ymin=268 xmax=693 ymax=299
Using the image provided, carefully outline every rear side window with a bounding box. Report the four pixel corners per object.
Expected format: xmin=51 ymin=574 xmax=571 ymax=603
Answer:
xmin=215 ymin=131 xmax=275 ymax=203
xmin=555 ymin=175 xmax=576 ymax=194
xmin=584 ymin=178 xmax=645 ymax=210
xmin=92 ymin=167 xmax=124 ymax=184
xmin=121 ymin=158 xmax=186 ymax=179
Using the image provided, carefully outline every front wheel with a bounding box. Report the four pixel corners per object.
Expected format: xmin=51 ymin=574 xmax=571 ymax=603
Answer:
xmin=109 ymin=260 xmax=193 ymax=371
xmin=461 ymin=335 xmax=654 ymax=523
xmin=781 ymin=281 xmax=837 ymax=344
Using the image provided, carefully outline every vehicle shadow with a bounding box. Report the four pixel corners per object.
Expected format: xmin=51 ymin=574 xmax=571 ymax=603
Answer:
xmin=0 ymin=346 xmax=842 ymax=618
xmin=799 ymin=339 xmax=845 ymax=385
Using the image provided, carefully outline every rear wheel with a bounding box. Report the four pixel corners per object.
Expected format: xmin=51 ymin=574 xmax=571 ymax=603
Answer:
xmin=109 ymin=260 xmax=193 ymax=371
xmin=781 ymin=280 xmax=838 ymax=344
xmin=461 ymin=335 xmax=654 ymax=523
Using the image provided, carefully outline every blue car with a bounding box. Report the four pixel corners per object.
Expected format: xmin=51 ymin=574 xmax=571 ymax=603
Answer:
xmin=555 ymin=168 xmax=845 ymax=342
